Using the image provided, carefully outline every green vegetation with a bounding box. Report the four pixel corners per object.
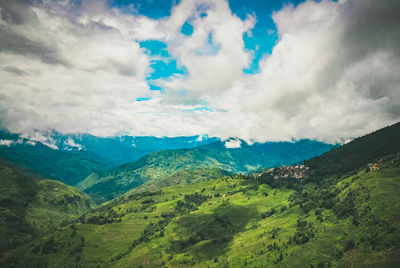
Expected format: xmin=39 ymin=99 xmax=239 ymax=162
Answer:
xmin=0 ymin=159 xmax=94 ymax=255
xmin=0 ymin=131 xmax=110 ymax=185
xmin=305 ymin=122 xmax=400 ymax=178
xmin=1 ymin=123 xmax=400 ymax=267
xmin=3 ymin=151 xmax=400 ymax=267
xmin=125 ymin=167 xmax=231 ymax=194
xmin=81 ymin=140 xmax=334 ymax=202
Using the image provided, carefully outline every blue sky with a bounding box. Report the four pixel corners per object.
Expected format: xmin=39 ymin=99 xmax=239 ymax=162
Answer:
xmin=113 ymin=0 xmax=308 ymax=92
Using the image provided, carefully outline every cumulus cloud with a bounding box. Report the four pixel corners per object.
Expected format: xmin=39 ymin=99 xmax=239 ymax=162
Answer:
xmin=240 ymin=0 xmax=400 ymax=142
xmin=160 ymin=0 xmax=255 ymax=96
xmin=0 ymin=0 xmax=399 ymax=143
xmin=167 ymin=0 xmax=400 ymax=143
xmin=0 ymin=0 xmax=152 ymax=135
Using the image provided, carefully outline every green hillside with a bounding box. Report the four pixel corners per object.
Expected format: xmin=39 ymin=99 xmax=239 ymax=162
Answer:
xmin=125 ymin=167 xmax=232 ymax=194
xmin=2 ymin=153 xmax=399 ymax=267
xmin=80 ymin=150 xmax=232 ymax=203
xmin=0 ymin=159 xmax=95 ymax=255
xmin=305 ymin=122 xmax=400 ymax=178
xmin=2 ymin=123 xmax=399 ymax=267
xmin=81 ymin=140 xmax=334 ymax=203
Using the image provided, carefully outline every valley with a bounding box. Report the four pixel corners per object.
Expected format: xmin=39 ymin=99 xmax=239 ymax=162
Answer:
xmin=0 ymin=122 xmax=399 ymax=267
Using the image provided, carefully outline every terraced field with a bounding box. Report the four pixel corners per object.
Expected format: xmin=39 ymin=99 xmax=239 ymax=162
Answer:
xmin=2 ymin=156 xmax=400 ymax=267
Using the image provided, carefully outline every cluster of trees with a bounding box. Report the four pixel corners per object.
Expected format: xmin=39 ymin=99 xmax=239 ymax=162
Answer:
xmin=78 ymin=206 xmax=122 ymax=225
xmin=172 ymin=214 xmax=232 ymax=252
xmin=114 ymin=192 xmax=210 ymax=261
xmin=80 ymin=214 xmax=121 ymax=225
xmin=174 ymin=193 xmax=209 ymax=215
xmin=288 ymin=219 xmax=314 ymax=245
xmin=125 ymin=190 xmax=162 ymax=202
xmin=261 ymin=208 xmax=277 ymax=219
xmin=253 ymin=172 xmax=302 ymax=189
xmin=268 ymin=227 xmax=281 ymax=239
xmin=332 ymin=189 xmax=356 ymax=219
xmin=29 ymin=225 xmax=85 ymax=265
xmin=289 ymin=184 xmax=338 ymax=214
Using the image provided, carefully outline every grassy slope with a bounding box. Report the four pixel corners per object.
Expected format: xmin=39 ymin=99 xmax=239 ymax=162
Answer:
xmin=0 ymin=159 xmax=95 ymax=256
xmin=79 ymin=149 xmax=229 ymax=202
xmin=81 ymin=140 xmax=334 ymax=203
xmin=124 ymin=167 xmax=232 ymax=194
xmin=3 ymin=154 xmax=399 ymax=267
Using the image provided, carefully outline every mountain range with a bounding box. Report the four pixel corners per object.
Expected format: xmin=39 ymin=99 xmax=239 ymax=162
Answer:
xmin=80 ymin=139 xmax=335 ymax=203
xmin=0 ymin=129 xmax=334 ymax=192
xmin=0 ymin=130 xmax=220 ymax=185
xmin=0 ymin=122 xmax=399 ymax=267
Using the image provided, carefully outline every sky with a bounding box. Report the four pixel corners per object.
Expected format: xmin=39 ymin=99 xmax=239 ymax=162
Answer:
xmin=0 ymin=0 xmax=399 ymax=143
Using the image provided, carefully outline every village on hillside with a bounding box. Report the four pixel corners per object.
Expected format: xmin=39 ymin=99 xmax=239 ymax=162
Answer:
xmin=254 ymin=164 xmax=310 ymax=181
xmin=273 ymin=164 xmax=310 ymax=180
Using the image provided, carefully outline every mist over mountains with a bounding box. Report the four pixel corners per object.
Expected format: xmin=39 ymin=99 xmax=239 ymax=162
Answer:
xmin=0 ymin=122 xmax=399 ymax=267
xmin=0 ymin=129 xmax=335 ymax=188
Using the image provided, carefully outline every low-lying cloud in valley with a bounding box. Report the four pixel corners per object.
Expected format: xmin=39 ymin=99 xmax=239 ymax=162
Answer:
xmin=0 ymin=0 xmax=399 ymax=143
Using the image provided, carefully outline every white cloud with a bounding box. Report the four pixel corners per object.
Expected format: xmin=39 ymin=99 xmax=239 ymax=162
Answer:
xmin=0 ymin=0 xmax=399 ymax=143
xmin=20 ymin=130 xmax=59 ymax=149
xmin=26 ymin=140 xmax=37 ymax=146
xmin=196 ymin=134 xmax=209 ymax=142
xmin=64 ymin=137 xmax=83 ymax=150
xmin=0 ymin=139 xmax=14 ymax=146
xmin=160 ymin=0 xmax=255 ymax=97
xmin=224 ymin=138 xmax=242 ymax=149
xmin=0 ymin=0 xmax=152 ymax=135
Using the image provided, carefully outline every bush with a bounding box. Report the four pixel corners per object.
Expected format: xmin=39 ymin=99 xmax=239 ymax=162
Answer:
xmin=261 ymin=208 xmax=277 ymax=219
xmin=41 ymin=237 xmax=56 ymax=254
xmin=345 ymin=240 xmax=355 ymax=251
xmin=289 ymin=220 xmax=314 ymax=245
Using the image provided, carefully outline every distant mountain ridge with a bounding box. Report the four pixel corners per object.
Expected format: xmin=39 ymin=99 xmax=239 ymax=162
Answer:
xmin=0 ymin=131 xmax=110 ymax=185
xmin=0 ymin=130 xmax=217 ymax=185
xmin=0 ymin=129 xmax=335 ymax=190
xmin=13 ymin=130 xmax=218 ymax=166
xmin=81 ymin=139 xmax=336 ymax=202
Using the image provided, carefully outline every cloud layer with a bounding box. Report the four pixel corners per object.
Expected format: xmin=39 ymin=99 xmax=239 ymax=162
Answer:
xmin=0 ymin=0 xmax=399 ymax=143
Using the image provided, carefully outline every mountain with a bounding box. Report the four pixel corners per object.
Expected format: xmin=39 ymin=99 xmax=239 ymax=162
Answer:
xmin=3 ymin=154 xmax=399 ymax=267
xmin=0 ymin=130 xmax=216 ymax=186
xmin=0 ymin=159 xmax=94 ymax=255
xmin=126 ymin=167 xmax=232 ymax=194
xmin=1 ymin=123 xmax=400 ymax=267
xmin=81 ymin=139 xmax=335 ymax=203
xmin=304 ymin=121 xmax=400 ymax=177
xmin=15 ymin=130 xmax=218 ymax=166
xmin=65 ymin=134 xmax=218 ymax=165
xmin=0 ymin=131 xmax=110 ymax=186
